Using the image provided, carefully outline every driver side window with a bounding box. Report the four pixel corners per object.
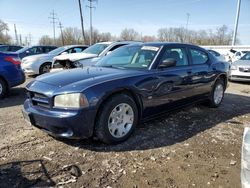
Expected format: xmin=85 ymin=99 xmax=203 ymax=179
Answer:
xmin=160 ymin=48 xmax=188 ymax=67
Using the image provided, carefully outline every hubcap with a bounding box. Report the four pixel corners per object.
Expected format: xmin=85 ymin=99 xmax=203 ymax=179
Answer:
xmin=214 ymin=84 xmax=224 ymax=105
xmin=42 ymin=65 xmax=51 ymax=73
xmin=108 ymin=103 xmax=134 ymax=138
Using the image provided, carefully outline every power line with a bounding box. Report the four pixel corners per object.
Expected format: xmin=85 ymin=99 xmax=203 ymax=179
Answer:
xmin=87 ymin=0 xmax=97 ymax=45
xmin=78 ymin=0 xmax=86 ymax=44
xmin=49 ymin=10 xmax=57 ymax=45
xmin=58 ymin=21 xmax=65 ymax=45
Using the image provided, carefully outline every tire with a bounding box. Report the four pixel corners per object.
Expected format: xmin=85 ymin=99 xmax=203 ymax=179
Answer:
xmin=0 ymin=78 xmax=7 ymax=99
xmin=95 ymin=94 xmax=138 ymax=144
xmin=39 ymin=62 xmax=51 ymax=74
xmin=208 ymin=79 xmax=225 ymax=108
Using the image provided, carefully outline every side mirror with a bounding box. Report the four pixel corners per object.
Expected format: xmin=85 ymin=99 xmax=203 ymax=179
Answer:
xmin=158 ymin=58 xmax=176 ymax=69
xmin=106 ymin=51 xmax=112 ymax=56
xmin=60 ymin=52 xmax=68 ymax=55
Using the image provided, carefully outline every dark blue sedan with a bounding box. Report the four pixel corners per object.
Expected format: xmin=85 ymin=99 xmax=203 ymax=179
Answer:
xmin=22 ymin=43 xmax=229 ymax=144
xmin=0 ymin=52 xmax=25 ymax=98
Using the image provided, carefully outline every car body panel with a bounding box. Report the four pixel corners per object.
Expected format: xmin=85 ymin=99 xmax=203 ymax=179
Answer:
xmin=23 ymin=43 xmax=229 ymax=139
xmin=0 ymin=52 xmax=25 ymax=89
xmin=229 ymin=60 xmax=250 ymax=81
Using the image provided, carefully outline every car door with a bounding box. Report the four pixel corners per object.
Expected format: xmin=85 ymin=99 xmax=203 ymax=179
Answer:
xmin=188 ymin=47 xmax=213 ymax=97
xmin=142 ymin=46 xmax=193 ymax=117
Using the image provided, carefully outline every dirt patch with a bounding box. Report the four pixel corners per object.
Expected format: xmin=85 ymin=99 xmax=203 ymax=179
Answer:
xmin=0 ymin=79 xmax=249 ymax=188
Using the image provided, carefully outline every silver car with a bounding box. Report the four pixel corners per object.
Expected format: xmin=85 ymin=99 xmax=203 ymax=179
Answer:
xmin=229 ymin=52 xmax=250 ymax=82
xmin=21 ymin=45 xmax=88 ymax=75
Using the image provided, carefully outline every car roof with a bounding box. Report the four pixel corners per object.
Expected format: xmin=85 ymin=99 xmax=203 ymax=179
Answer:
xmin=63 ymin=44 xmax=89 ymax=48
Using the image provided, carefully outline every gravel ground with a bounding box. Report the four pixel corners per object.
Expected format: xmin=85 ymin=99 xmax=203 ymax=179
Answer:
xmin=0 ymin=77 xmax=250 ymax=188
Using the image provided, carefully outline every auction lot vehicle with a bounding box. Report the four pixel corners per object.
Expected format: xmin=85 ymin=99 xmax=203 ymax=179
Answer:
xmin=22 ymin=43 xmax=229 ymax=144
xmin=229 ymin=52 xmax=250 ymax=82
xmin=15 ymin=45 xmax=57 ymax=59
xmin=0 ymin=45 xmax=23 ymax=52
xmin=0 ymin=52 xmax=25 ymax=98
xmin=51 ymin=41 xmax=139 ymax=71
xmin=21 ymin=45 xmax=88 ymax=75
xmin=207 ymin=49 xmax=225 ymax=62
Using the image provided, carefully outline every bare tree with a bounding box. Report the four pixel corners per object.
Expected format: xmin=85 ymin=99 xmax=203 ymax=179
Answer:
xmin=120 ymin=28 xmax=139 ymax=41
xmin=0 ymin=19 xmax=12 ymax=44
xmin=38 ymin=35 xmax=54 ymax=45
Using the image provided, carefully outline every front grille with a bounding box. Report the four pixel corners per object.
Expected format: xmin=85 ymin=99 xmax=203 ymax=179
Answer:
xmin=239 ymin=67 xmax=250 ymax=72
xmin=28 ymin=91 xmax=50 ymax=108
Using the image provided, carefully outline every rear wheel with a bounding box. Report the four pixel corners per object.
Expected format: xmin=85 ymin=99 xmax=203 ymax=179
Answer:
xmin=0 ymin=78 xmax=7 ymax=99
xmin=95 ymin=94 xmax=138 ymax=144
xmin=39 ymin=62 xmax=51 ymax=74
xmin=208 ymin=79 xmax=225 ymax=108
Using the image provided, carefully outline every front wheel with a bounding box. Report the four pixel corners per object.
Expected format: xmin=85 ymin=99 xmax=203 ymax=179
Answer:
xmin=39 ymin=63 xmax=51 ymax=74
xmin=95 ymin=94 xmax=138 ymax=144
xmin=208 ymin=79 xmax=225 ymax=108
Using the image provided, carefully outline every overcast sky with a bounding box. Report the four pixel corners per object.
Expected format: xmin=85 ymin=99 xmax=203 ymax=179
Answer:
xmin=0 ymin=0 xmax=249 ymax=45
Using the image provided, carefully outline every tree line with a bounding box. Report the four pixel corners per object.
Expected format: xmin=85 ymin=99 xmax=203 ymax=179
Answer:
xmin=0 ymin=19 xmax=237 ymax=46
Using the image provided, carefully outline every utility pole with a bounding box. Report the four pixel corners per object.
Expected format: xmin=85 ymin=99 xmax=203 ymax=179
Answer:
xmin=87 ymin=0 xmax=97 ymax=45
xmin=58 ymin=22 xmax=65 ymax=46
xmin=28 ymin=33 xmax=32 ymax=46
xmin=232 ymin=0 xmax=241 ymax=46
xmin=78 ymin=0 xmax=86 ymax=44
xmin=19 ymin=34 xmax=22 ymax=46
xmin=14 ymin=24 xmax=19 ymax=45
xmin=49 ymin=10 xmax=57 ymax=45
xmin=186 ymin=13 xmax=190 ymax=43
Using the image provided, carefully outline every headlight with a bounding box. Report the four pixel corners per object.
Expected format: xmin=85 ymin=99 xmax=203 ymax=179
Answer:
xmin=54 ymin=93 xmax=89 ymax=109
xmin=230 ymin=65 xmax=237 ymax=70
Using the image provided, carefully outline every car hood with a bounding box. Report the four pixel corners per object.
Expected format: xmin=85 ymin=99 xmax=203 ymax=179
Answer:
xmin=54 ymin=53 xmax=98 ymax=62
xmin=32 ymin=66 xmax=143 ymax=93
xmin=234 ymin=60 xmax=250 ymax=67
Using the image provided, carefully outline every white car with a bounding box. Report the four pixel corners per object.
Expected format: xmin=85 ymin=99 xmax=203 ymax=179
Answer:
xmin=51 ymin=41 xmax=140 ymax=71
xmin=229 ymin=52 xmax=250 ymax=82
xmin=21 ymin=45 xmax=88 ymax=75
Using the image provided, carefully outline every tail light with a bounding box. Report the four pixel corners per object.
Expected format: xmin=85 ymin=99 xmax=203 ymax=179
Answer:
xmin=4 ymin=57 xmax=22 ymax=65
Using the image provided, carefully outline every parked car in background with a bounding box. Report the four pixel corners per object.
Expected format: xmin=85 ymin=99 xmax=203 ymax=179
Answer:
xmin=229 ymin=51 xmax=250 ymax=82
xmin=51 ymin=41 xmax=140 ymax=71
xmin=23 ymin=43 xmax=229 ymax=144
xmin=0 ymin=52 xmax=25 ymax=98
xmin=0 ymin=45 xmax=23 ymax=52
xmin=16 ymin=45 xmax=57 ymax=59
xmin=207 ymin=49 xmax=225 ymax=62
xmin=21 ymin=45 xmax=88 ymax=75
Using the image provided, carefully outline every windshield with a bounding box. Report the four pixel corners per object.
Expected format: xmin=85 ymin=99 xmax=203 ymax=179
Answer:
xmin=96 ymin=45 xmax=159 ymax=69
xmin=240 ymin=52 xmax=250 ymax=60
xmin=82 ymin=43 xmax=109 ymax=55
xmin=48 ymin=46 xmax=67 ymax=55
xmin=16 ymin=46 xmax=29 ymax=53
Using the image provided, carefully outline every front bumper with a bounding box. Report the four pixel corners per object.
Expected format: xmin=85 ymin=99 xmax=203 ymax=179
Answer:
xmin=22 ymin=99 xmax=96 ymax=139
xmin=21 ymin=63 xmax=39 ymax=75
xmin=229 ymin=69 xmax=250 ymax=82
